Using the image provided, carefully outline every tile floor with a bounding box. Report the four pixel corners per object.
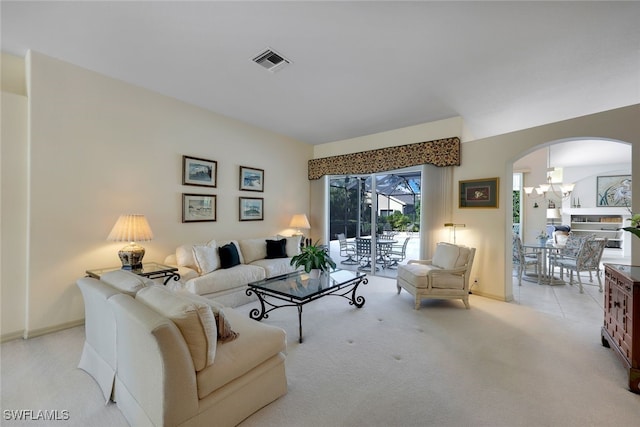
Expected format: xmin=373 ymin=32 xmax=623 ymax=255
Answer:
xmin=512 ymin=248 xmax=631 ymax=321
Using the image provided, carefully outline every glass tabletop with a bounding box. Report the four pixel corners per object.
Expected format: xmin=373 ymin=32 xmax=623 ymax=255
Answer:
xmin=86 ymin=262 xmax=177 ymax=278
xmin=248 ymin=269 xmax=366 ymax=301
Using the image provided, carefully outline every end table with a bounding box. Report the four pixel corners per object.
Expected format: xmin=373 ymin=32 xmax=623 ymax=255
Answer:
xmin=86 ymin=262 xmax=180 ymax=285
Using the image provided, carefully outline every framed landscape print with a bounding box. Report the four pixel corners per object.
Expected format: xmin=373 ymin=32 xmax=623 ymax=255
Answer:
xmin=182 ymin=193 xmax=216 ymax=223
xmin=597 ymin=175 xmax=631 ymax=207
xmin=239 ymin=197 xmax=264 ymax=221
xmin=183 ymin=155 xmax=217 ymax=187
xmin=459 ymin=177 xmax=499 ymax=208
xmin=239 ymin=166 xmax=264 ymax=192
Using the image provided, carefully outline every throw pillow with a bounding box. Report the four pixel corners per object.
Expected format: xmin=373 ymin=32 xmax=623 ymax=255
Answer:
xmin=101 ymin=270 xmax=150 ymax=296
xmin=277 ymin=234 xmax=302 ymax=257
xmin=136 ymin=285 xmax=217 ymax=371
xmin=176 ymin=291 xmax=239 ymax=343
xmin=192 ymin=243 xmax=219 ymax=275
xmin=266 ymin=238 xmax=288 ymax=259
xmin=432 ymin=242 xmax=461 ymax=269
xmin=218 ymin=243 xmax=241 ymax=269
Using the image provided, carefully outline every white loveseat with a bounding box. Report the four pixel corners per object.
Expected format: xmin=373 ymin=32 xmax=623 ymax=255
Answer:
xmin=77 ymin=271 xmax=287 ymax=427
xmin=164 ymin=235 xmax=301 ymax=307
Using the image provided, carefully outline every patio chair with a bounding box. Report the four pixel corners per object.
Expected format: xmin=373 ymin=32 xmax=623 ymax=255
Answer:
xmin=336 ymin=233 xmax=357 ymax=265
xmin=512 ymin=234 xmax=539 ymax=285
xmin=355 ymin=237 xmax=375 ymax=271
xmin=552 ymin=238 xmax=607 ymax=293
xmin=386 ymin=237 xmax=411 ymax=268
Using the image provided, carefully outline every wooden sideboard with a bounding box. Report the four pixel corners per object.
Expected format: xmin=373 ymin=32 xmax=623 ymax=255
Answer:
xmin=601 ymin=264 xmax=640 ymax=393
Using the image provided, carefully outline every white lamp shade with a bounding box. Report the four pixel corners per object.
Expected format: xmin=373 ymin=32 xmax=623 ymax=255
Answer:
xmin=546 ymin=208 xmax=561 ymax=219
xmin=289 ymin=214 xmax=311 ymax=230
xmin=107 ymin=214 xmax=154 ymax=242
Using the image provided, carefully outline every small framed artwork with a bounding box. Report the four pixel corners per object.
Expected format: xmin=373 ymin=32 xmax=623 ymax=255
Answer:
xmin=183 ymin=155 xmax=217 ymax=188
xmin=597 ymin=175 xmax=631 ymax=207
xmin=239 ymin=197 xmax=264 ymax=221
xmin=459 ymin=177 xmax=499 ymax=208
xmin=182 ymin=193 xmax=216 ymax=223
xmin=239 ymin=166 xmax=264 ymax=192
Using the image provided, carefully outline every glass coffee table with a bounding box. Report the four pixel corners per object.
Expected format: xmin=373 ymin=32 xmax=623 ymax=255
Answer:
xmin=246 ymin=269 xmax=368 ymax=343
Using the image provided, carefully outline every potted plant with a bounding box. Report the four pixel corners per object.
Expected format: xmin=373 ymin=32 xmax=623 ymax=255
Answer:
xmin=623 ymin=213 xmax=640 ymax=239
xmin=290 ymin=241 xmax=337 ymax=278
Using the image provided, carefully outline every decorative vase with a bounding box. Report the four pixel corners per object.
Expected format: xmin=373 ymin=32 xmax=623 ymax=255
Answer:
xmin=537 ymin=237 xmax=547 ymax=246
xmin=308 ymin=269 xmax=321 ymax=279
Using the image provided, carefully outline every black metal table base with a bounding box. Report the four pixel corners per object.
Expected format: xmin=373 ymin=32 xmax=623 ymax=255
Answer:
xmin=246 ymin=276 xmax=367 ymax=343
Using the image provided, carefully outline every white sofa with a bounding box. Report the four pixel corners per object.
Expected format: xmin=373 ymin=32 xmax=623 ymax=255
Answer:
xmin=164 ymin=235 xmax=301 ymax=307
xmin=77 ymin=271 xmax=287 ymax=427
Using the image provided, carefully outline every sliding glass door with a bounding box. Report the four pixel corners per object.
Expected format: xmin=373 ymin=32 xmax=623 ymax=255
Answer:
xmin=328 ymin=167 xmax=421 ymax=278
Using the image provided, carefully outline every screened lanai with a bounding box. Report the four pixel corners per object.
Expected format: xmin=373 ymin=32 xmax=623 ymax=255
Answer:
xmin=328 ymin=169 xmax=422 ymax=278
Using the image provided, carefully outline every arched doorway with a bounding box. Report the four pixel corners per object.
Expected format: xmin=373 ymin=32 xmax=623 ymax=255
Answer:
xmin=510 ymin=138 xmax=632 ymax=307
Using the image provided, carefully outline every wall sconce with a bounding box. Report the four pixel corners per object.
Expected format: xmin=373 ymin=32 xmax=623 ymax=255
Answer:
xmin=107 ymin=214 xmax=154 ymax=270
xmin=444 ymin=223 xmax=466 ymax=244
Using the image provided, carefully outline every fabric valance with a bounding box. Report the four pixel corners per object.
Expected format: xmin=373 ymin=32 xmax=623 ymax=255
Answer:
xmin=307 ymin=137 xmax=460 ymax=180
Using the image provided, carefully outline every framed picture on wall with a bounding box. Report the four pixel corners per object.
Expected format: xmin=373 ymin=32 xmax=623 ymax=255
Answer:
xmin=239 ymin=166 xmax=264 ymax=192
xmin=596 ymin=175 xmax=631 ymax=207
xmin=182 ymin=155 xmax=217 ymax=187
xmin=239 ymin=197 xmax=264 ymax=221
xmin=182 ymin=193 xmax=216 ymax=222
xmin=459 ymin=177 xmax=499 ymax=208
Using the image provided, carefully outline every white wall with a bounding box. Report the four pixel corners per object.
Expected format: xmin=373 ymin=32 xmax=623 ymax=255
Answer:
xmin=313 ymin=105 xmax=639 ymax=302
xmin=1 ymin=91 xmax=28 ymax=340
xmin=1 ymin=51 xmax=312 ymax=339
xmin=456 ymin=106 xmax=639 ymax=301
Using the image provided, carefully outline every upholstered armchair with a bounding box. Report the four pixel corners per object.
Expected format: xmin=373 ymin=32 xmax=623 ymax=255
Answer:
xmin=396 ymin=242 xmax=476 ymax=309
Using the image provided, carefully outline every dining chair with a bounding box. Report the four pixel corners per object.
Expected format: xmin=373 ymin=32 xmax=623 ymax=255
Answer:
xmin=552 ymin=238 xmax=607 ymax=293
xmin=512 ymin=235 xmax=540 ymax=285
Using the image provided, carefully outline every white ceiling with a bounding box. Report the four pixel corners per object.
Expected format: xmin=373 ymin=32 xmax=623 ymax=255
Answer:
xmin=1 ymin=1 xmax=639 ymax=146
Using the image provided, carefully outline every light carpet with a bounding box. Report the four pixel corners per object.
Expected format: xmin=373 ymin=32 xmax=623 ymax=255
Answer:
xmin=236 ymin=275 xmax=640 ymax=426
xmin=2 ymin=276 xmax=639 ymax=426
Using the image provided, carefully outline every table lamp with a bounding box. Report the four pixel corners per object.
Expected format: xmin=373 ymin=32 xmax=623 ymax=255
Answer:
xmin=289 ymin=214 xmax=311 ymax=236
xmin=546 ymin=208 xmax=561 ymax=225
xmin=107 ymin=214 xmax=154 ymax=270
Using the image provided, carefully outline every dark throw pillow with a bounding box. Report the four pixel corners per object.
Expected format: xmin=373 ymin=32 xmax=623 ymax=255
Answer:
xmin=265 ymin=238 xmax=288 ymax=259
xmin=218 ymin=243 xmax=240 ymax=269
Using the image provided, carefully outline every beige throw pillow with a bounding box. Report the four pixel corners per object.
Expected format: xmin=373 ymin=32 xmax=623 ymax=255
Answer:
xmin=277 ymin=234 xmax=302 ymax=257
xmin=432 ymin=243 xmax=461 ymax=270
xmin=136 ymin=286 xmax=217 ymax=371
xmin=176 ymin=291 xmax=239 ymax=343
xmin=192 ymin=242 xmax=219 ymax=275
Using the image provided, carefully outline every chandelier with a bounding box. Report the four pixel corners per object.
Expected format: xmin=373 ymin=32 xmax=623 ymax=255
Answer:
xmin=523 ymin=149 xmax=575 ymax=201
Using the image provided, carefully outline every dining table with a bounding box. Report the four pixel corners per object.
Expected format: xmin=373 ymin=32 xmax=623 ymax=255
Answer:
xmin=522 ymin=241 xmax=565 ymax=285
xmin=356 ymin=236 xmax=398 ymax=270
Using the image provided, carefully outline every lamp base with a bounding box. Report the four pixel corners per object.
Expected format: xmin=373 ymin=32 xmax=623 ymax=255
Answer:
xmin=118 ymin=243 xmax=145 ymax=270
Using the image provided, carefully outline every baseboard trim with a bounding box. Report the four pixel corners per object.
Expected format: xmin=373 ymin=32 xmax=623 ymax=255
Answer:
xmin=20 ymin=319 xmax=85 ymax=341
xmin=1 ymin=330 xmax=25 ymax=343
xmin=470 ymin=289 xmax=508 ymax=302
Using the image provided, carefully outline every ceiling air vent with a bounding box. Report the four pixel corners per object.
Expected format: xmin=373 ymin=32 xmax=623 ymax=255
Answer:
xmin=252 ymin=48 xmax=291 ymax=72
